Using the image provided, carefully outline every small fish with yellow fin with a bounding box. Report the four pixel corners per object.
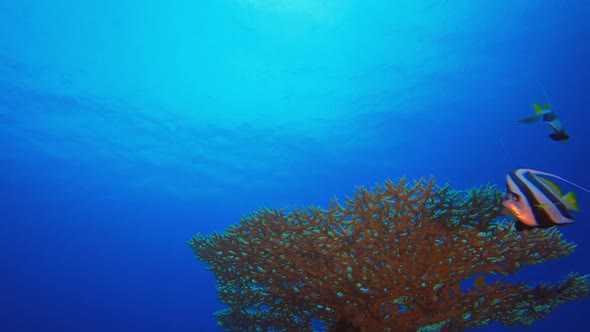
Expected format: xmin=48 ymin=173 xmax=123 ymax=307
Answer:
xmin=516 ymin=102 xmax=569 ymax=142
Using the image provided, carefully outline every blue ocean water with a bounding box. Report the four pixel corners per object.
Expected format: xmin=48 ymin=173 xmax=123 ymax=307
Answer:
xmin=1 ymin=1 xmax=589 ymax=331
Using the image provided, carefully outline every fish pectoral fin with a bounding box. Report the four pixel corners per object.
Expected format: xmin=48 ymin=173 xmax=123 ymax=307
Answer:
xmin=516 ymin=115 xmax=542 ymax=124
xmin=534 ymin=203 xmax=555 ymax=209
xmin=562 ymin=191 xmax=580 ymax=211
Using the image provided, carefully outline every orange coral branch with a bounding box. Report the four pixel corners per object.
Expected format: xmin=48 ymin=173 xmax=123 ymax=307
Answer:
xmin=190 ymin=177 xmax=588 ymax=331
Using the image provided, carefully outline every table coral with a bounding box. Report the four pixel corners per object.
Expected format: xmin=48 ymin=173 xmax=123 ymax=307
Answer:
xmin=189 ymin=177 xmax=589 ymax=331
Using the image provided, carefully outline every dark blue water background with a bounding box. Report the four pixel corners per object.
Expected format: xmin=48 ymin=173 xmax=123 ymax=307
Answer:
xmin=1 ymin=1 xmax=589 ymax=331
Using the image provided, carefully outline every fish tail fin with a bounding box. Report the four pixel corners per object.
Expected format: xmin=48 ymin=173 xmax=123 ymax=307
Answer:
xmin=526 ymin=169 xmax=590 ymax=193
xmin=533 ymin=103 xmax=551 ymax=114
xmin=562 ymin=191 xmax=580 ymax=211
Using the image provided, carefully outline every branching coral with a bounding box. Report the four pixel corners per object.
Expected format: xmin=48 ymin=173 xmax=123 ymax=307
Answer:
xmin=189 ymin=177 xmax=589 ymax=331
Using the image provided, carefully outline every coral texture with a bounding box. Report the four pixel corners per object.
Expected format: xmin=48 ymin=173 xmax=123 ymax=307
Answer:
xmin=189 ymin=177 xmax=588 ymax=331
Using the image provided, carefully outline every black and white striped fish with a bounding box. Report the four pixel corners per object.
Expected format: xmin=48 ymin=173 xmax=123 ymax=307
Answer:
xmin=502 ymin=169 xmax=589 ymax=231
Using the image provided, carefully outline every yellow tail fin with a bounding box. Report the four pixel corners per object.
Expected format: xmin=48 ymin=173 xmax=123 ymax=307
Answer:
xmin=533 ymin=103 xmax=551 ymax=114
xmin=562 ymin=191 xmax=580 ymax=211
